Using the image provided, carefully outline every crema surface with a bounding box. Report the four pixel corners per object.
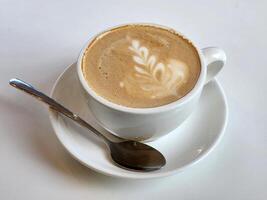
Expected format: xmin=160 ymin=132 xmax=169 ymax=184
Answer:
xmin=82 ymin=25 xmax=201 ymax=108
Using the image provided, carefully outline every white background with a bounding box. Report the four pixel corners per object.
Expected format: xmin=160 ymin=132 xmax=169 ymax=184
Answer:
xmin=1 ymin=0 xmax=266 ymax=199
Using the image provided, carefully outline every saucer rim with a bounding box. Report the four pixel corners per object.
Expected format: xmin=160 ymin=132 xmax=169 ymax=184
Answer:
xmin=48 ymin=63 xmax=228 ymax=179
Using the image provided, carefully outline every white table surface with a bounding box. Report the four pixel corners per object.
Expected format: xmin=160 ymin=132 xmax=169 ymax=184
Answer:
xmin=1 ymin=0 xmax=266 ymax=199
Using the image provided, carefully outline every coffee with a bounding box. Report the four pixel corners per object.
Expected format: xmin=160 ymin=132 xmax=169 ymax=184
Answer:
xmin=82 ymin=25 xmax=201 ymax=108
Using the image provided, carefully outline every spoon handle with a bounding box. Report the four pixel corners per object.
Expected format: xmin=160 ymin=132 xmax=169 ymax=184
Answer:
xmin=9 ymin=78 xmax=109 ymax=142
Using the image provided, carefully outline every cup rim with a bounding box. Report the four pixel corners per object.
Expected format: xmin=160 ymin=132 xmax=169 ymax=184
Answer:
xmin=77 ymin=23 xmax=206 ymax=114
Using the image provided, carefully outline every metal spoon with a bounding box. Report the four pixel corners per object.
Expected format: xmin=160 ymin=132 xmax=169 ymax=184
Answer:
xmin=9 ymin=78 xmax=166 ymax=171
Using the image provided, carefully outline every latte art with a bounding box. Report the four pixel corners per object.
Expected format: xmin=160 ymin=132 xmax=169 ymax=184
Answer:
xmin=120 ymin=40 xmax=189 ymax=99
xmin=82 ymin=25 xmax=201 ymax=108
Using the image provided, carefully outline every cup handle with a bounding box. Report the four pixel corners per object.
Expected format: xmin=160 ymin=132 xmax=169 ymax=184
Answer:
xmin=201 ymin=47 xmax=226 ymax=84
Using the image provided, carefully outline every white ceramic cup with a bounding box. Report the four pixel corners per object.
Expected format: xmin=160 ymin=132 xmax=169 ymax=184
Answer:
xmin=77 ymin=23 xmax=226 ymax=141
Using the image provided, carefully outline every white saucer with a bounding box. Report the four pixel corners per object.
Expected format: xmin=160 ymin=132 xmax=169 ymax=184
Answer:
xmin=49 ymin=63 xmax=228 ymax=179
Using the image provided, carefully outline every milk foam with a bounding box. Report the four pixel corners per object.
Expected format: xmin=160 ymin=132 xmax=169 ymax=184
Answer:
xmin=82 ymin=25 xmax=201 ymax=108
xmin=120 ymin=40 xmax=189 ymax=99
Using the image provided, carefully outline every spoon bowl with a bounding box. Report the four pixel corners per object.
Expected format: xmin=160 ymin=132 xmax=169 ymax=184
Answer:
xmin=109 ymin=141 xmax=166 ymax=171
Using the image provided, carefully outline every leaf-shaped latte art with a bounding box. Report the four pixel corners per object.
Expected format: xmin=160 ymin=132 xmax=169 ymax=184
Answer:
xmin=120 ymin=40 xmax=189 ymax=99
